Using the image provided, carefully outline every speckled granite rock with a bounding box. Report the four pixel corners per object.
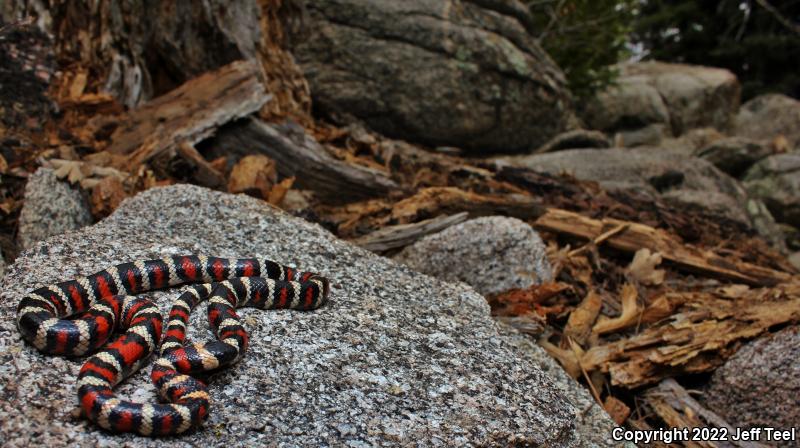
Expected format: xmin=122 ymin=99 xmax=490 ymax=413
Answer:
xmin=393 ymin=216 xmax=552 ymax=296
xmin=0 ymin=184 xmax=584 ymax=447
xmin=743 ymin=153 xmax=800 ymax=227
xmin=496 ymin=322 xmax=631 ymax=448
xmin=17 ymin=167 xmax=92 ymax=249
xmin=703 ymin=326 xmax=800 ymax=437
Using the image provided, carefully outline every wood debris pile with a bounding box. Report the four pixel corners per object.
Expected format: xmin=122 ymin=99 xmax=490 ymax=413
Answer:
xmin=1 ymin=15 xmax=798 ymax=443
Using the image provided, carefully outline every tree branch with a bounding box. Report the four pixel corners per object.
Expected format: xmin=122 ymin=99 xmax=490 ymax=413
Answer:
xmin=754 ymin=0 xmax=800 ymax=37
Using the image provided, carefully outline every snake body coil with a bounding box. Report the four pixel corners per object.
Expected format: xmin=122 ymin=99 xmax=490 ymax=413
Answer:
xmin=16 ymin=255 xmax=329 ymax=436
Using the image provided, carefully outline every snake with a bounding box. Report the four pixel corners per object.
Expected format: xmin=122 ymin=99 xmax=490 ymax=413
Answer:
xmin=16 ymin=255 xmax=330 ymax=436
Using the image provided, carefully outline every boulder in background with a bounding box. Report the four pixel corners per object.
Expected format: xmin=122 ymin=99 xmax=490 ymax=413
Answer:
xmin=291 ymin=0 xmax=575 ymax=153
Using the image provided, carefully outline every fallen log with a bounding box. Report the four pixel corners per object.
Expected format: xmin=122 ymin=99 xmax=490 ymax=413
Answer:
xmin=350 ymin=212 xmax=469 ymax=252
xmin=204 ymin=118 xmax=399 ymax=203
xmin=105 ymin=59 xmax=271 ymax=168
xmin=534 ymin=208 xmax=793 ymax=287
xmin=319 ymin=186 xmax=545 ymax=238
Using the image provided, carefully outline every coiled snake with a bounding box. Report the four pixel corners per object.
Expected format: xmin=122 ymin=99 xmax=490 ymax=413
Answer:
xmin=16 ymin=255 xmax=330 ymax=436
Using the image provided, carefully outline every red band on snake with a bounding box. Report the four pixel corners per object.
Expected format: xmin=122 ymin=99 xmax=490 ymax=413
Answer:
xmin=16 ymin=255 xmax=330 ymax=436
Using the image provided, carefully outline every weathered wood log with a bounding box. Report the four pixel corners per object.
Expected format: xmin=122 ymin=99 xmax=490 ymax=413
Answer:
xmin=534 ymin=208 xmax=793 ymax=287
xmin=204 ymin=118 xmax=399 ymax=203
xmin=580 ymin=282 xmax=800 ymax=388
xmin=105 ymin=59 xmax=270 ymax=169
xmin=644 ymin=379 xmax=767 ymax=448
xmin=350 ymin=212 xmax=468 ymax=252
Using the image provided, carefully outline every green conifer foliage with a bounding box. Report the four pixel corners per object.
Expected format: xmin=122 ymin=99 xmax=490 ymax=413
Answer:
xmin=633 ymin=0 xmax=800 ymax=99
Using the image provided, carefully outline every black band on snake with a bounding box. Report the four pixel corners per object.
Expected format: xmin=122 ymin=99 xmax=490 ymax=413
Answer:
xmin=16 ymin=255 xmax=330 ymax=436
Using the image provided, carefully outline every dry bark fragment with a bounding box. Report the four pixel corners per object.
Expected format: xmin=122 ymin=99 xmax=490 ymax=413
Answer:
xmin=564 ymin=290 xmax=602 ymax=345
xmin=534 ymin=208 xmax=793 ymax=286
xmin=644 ymin=379 xmax=767 ymax=448
xmin=581 ymin=282 xmax=800 ymax=388
xmin=105 ymin=60 xmax=270 ymax=168
xmin=390 ymin=187 xmax=544 ymax=224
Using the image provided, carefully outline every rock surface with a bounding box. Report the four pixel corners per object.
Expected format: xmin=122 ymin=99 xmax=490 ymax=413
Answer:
xmin=496 ymin=148 xmax=753 ymax=228
xmin=496 ymin=322 xmax=630 ymax=448
xmin=0 ymin=184 xmax=616 ymax=447
xmin=743 ymin=153 xmax=800 ymax=227
xmin=534 ymin=129 xmax=611 ymax=153
xmin=582 ymin=62 xmax=739 ymax=137
xmin=394 ymin=216 xmax=552 ymax=296
xmin=291 ymin=0 xmax=575 ymax=153
xmin=735 ymin=94 xmax=800 ymax=150
xmin=694 ymin=136 xmax=774 ymax=178
xmin=17 ymin=167 xmax=92 ymax=250
xmin=703 ymin=326 xmax=800 ymax=435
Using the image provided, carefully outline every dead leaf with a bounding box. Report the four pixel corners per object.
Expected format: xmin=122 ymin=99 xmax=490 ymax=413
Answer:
xmin=228 ymin=154 xmax=277 ymax=199
xmin=627 ymin=248 xmax=665 ymax=285
xmin=593 ymin=283 xmax=642 ymax=335
xmin=267 ymin=176 xmax=294 ymax=205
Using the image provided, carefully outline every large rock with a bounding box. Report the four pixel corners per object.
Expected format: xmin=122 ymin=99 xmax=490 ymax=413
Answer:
xmin=703 ymin=326 xmax=800 ymax=436
xmin=743 ymin=153 xmax=800 ymax=227
xmin=496 ymin=148 xmax=753 ymax=227
xmin=0 ymin=184 xmax=620 ymax=446
xmin=394 ymin=216 xmax=552 ymax=296
xmin=496 ymin=322 xmax=629 ymax=448
xmin=582 ymin=62 xmax=740 ymax=138
xmin=694 ymin=136 xmax=774 ymax=178
xmin=735 ymin=94 xmax=800 ymax=150
xmin=17 ymin=167 xmax=92 ymax=250
xmin=291 ymin=0 xmax=575 ymax=153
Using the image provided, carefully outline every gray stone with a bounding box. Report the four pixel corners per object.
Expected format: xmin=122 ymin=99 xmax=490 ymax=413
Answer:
xmin=582 ymin=76 xmax=670 ymax=134
xmin=393 ymin=216 xmax=552 ymax=296
xmin=496 ymin=147 xmax=752 ymax=227
xmin=582 ymin=62 xmax=739 ymax=137
xmin=534 ymin=129 xmax=611 ymax=153
xmin=18 ymin=167 xmax=92 ymax=250
xmin=789 ymin=252 xmax=800 ymax=271
xmin=496 ymin=322 xmax=632 ymax=448
xmin=743 ymin=153 xmax=800 ymax=227
xmin=291 ymin=0 xmax=575 ymax=153
xmin=0 ymin=184 xmax=584 ymax=447
xmin=703 ymin=326 xmax=800 ymax=439
xmin=496 ymin=147 xmax=789 ymax=252
xmin=614 ymin=123 xmax=668 ymax=148
xmin=735 ymin=94 xmax=800 ymax=150
xmin=695 ymin=136 xmax=774 ymax=178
